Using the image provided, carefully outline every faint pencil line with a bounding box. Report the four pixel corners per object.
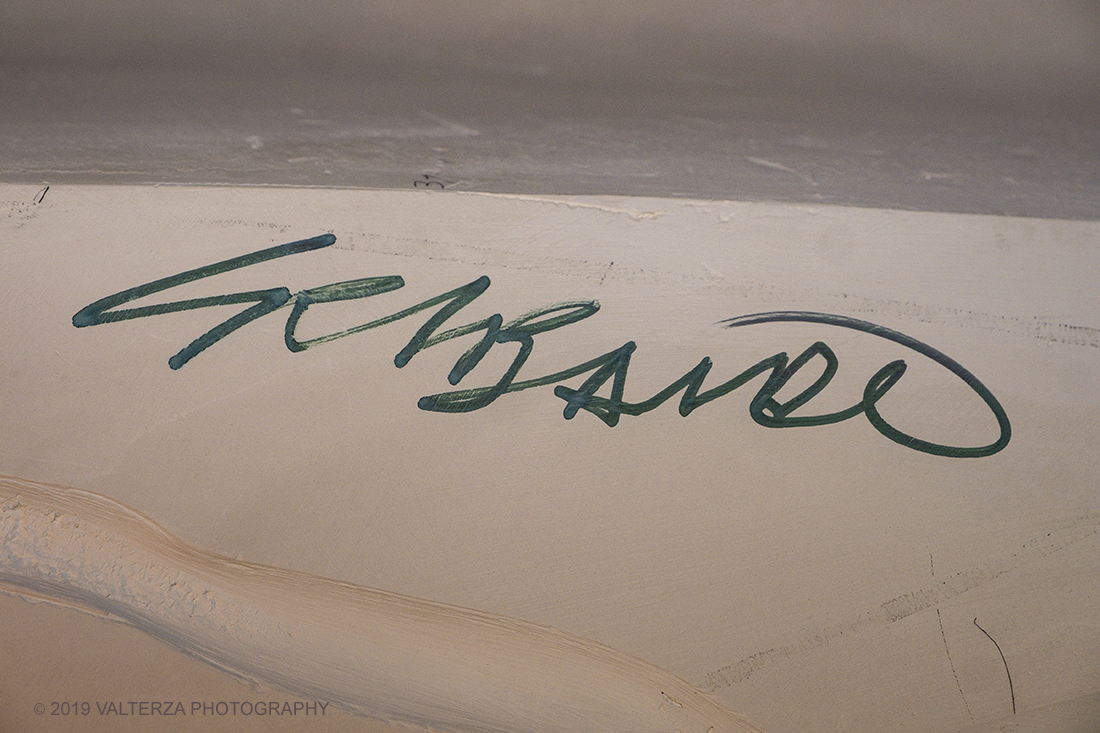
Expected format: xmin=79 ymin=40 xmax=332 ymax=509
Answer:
xmin=700 ymin=520 xmax=1098 ymax=692
xmin=937 ymin=608 xmax=973 ymax=722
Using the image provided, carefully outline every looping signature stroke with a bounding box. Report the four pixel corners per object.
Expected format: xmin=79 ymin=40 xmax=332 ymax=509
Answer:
xmin=72 ymin=234 xmax=1010 ymax=459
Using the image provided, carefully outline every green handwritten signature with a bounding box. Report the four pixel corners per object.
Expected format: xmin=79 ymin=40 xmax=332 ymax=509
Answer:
xmin=73 ymin=234 xmax=1010 ymax=458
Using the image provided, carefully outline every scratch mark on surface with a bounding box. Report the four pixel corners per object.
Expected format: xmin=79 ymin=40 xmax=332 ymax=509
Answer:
xmin=53 ymin=349 xmax=89 ymax=371
xmin=469 ymin=193 xmax=664 ymax=220
xmin=974 ymin=617 xmax=1016 ymax=715
xmin=32 ymin=185 xmax=49 ymax=204
xmin=822 ymin=296 xmax=1100 ymax=349
xmin=937 ymin=608 xmax=973 ymax=722
xmin=745 ymin=157 xmax=816 ymax=185
xmin=701 ymin=517 xmax=1099 ymax=691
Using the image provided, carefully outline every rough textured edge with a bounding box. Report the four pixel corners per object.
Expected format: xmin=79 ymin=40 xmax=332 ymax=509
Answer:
xmin=0 ymin=475 xmax=763 ymax=733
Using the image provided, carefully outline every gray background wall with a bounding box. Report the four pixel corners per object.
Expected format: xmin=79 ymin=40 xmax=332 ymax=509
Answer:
xmin=2 ymin=2 xmax=1098 ymax=217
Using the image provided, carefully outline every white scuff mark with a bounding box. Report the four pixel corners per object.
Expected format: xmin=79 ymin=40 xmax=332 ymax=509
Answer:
xmin=244 ymin=136 xmax=264 ymax=150
xmin=329 ymin=112 xmax=479 ymax=141
xmin=921 ymin=171 xmax=956 ymax=181
xmin=465 ymin=193 xmax=665 ymax=221
xmin=744 ymin=157 xmax=816 ymax=185
xmin=53 ymin=349 xmax=90 ymax=371
xmin=288 ymin=157 xmax=323 ymax=164
xmin=8 ymin=168 xmax=159 ymax=176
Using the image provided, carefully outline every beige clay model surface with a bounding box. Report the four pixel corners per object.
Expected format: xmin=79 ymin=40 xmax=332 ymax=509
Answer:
xmin=2 ymin=3 xmax=1098 ymax=732
xmin=1 ymin=476 xmax=762 ymax=733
